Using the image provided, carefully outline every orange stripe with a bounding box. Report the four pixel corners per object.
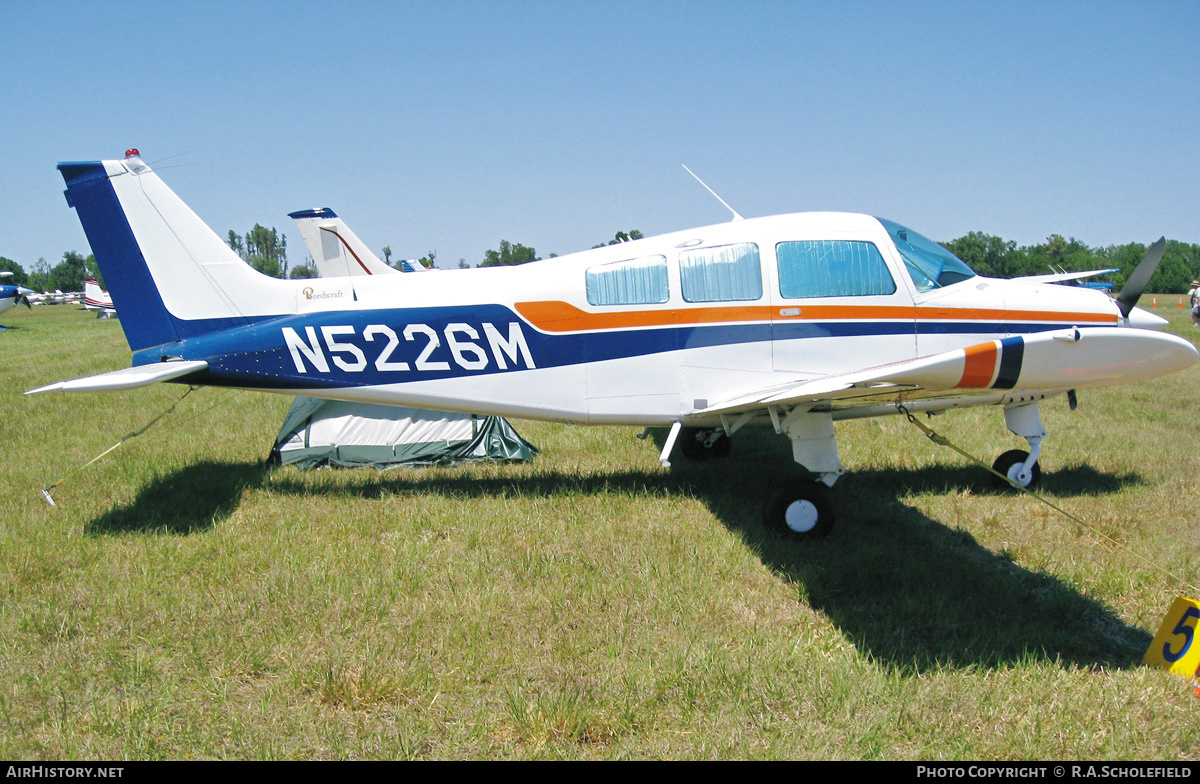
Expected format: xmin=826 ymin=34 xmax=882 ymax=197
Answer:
xmin=957 ymin=342 xmax=999 ymax=388
xmin=513 ymin=301 xmax=771 ymax=332
xmin=515 ymin=300 xmax=1118 ymax=334
xmin=1008 ymin=308 xmax=1114 ymax=323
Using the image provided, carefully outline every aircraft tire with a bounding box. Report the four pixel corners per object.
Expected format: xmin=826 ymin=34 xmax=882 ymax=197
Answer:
xmin=763 ymin=482 xmax=835 ymax=540
xmin=679 ymin=427 xmax=731 ymax=460
xmin=990 ymin=449 xmax=1041 ymax=490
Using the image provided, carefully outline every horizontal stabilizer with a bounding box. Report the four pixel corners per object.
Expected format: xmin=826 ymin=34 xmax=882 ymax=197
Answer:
xmin=26 ymin=360 xmax=209 ymax=394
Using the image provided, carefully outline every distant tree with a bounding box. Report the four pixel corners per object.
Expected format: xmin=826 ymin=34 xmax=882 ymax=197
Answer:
xmin=1164 ymin=241 xmax=1200 ymax=293
xmin=1148 ymin=241 xmax=1197 ymax=294
xmin=84 ymin=253 xmax=104 ymax=290
xmin=49 ymin=251 xmax=89 ymax=292
xmin=0 ymin=257 xmax=27 ymax=286
xmin=458 ymin=258 xmax=469 ymax=269
xmin=27 ymin=258 xmax=51 ymax=292
xmin=941 ymin=232 xmax=1022 ymax=279
xmin=417 ymin=250 xmax=436 ymax=270
xmin=1093 ymin=240 xmax=1200 ymax=294
xmin=382 ymin=246 xmax=392 ymax=265
xmin=1095 ymin=242 xmax=1147 ymax=291
xmin=227 ymin=224 xmax=288 ymax=278
xmin=289 ymin=257 xmax=318 ymax=279
xmin=481 ymin=240 xmax=538 ymax=267
xmin=592 ymin=229 xmax=644 ymax=249
xmin=1024 ymin=234 xmax=1093 ymax=278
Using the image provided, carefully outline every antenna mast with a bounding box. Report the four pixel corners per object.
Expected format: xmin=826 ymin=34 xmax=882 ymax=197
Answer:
xmin=682 ymin=165 xmax=744 ymax=222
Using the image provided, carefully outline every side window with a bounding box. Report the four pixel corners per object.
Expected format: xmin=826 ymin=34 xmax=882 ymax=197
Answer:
xmin=776 ymin=240 xmax=896 ymax=299
xmin=585 ymin=255 xmax=669 ymax=306
xmin=679 ymin=242 xmax=762 ymax=303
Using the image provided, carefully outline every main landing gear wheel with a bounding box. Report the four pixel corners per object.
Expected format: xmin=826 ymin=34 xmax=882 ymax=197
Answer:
xmin=680 ymin=427 xmax=731 ymax=460
xmin=990 ymin=449 xmax=1041 ymax=490
xmin=763 ymin=482 xmax=835 ymax=540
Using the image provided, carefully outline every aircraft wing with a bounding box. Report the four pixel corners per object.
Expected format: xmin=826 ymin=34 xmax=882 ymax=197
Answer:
xmin=699 ymin=327 xmax=1197 ymax=416
xmin=1014 ymin=268 xmax=1119 ymax=285
xmin=26 ymin=360 xmax=209 ymax=394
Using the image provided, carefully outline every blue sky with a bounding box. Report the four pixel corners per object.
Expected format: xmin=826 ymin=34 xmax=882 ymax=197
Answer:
xmin=3 ymin=1 xmax=1197 ymax=270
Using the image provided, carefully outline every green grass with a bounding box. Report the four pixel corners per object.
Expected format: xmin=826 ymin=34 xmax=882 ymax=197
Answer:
xmin=2 ymin=303 xmax=1199 ymax=759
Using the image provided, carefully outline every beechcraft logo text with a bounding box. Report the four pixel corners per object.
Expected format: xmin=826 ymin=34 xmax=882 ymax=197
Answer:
xmin=302 ymin=287 xmax=345 ymax=301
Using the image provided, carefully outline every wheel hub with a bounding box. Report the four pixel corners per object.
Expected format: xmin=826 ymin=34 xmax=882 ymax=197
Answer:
xmin=784 ymin=499 xmax=820 ymax=533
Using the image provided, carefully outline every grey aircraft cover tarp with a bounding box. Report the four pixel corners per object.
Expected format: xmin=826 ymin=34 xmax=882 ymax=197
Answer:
xmin=271 ymin=397 xmax=538 ymax=469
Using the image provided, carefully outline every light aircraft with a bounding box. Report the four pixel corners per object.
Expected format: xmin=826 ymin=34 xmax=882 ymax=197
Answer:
xmin=30 ymin=151 xmax=1199 ymax=538
xmin=395 ymin=258 xmax=432 ymax=273
xmin=0 ymin=272 xmax=33 ymax=317
xmin=289 ymin=207 xmax=429 ymax=277
xmin=83 ymin=277 xmax=116 ymax=315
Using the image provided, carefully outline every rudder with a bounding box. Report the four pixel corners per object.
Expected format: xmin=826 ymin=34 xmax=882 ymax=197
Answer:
xmin=59 ymin=151 xmax=295 ymax=352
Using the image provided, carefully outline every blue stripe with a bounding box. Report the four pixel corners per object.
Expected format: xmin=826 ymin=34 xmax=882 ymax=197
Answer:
xmin=141 ymin=303 xmax=1086 ymax=393
xmin=918 ymin=321 xmax=1086 ymax=336
xmin=993 ymin=336 xmax=1025 ymax=389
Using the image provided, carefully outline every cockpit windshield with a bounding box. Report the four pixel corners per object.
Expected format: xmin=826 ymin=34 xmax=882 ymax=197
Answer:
xmin=877 ymin=218 xmax=976 ymax=293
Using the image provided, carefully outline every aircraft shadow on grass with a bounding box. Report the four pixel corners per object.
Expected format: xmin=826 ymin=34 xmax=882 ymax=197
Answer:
xmin=86 ymin=461 xmax=274 ymax=536
xmin=85 ymin=435 xmax=1150 ymax=674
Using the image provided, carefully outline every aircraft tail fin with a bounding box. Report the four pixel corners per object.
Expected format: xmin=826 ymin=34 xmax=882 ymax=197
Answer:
xmin=58 ymin=152 xmax=295 ymax=353
xmin=82 ymin=278 xmax=113 ymax=310
xmin=288 ymin=208 xmax=395 ymax=277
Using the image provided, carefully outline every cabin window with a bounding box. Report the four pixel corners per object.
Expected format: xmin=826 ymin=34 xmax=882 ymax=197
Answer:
xmin=679 ymin=243 xmax=762 ymax=303
xmin=776 ymin=240 xmax=896 ymax=299
xmin=585 ymin=255 xmax=669 ymax=306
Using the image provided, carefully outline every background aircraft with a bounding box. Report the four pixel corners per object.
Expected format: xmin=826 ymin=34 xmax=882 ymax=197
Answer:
xmin=289 ymin=208 xmax=409 ymax=277
xmin=32 ymin=152 xmax=1198 ymax=538
xmin=83 ymin=277 xmax=116 ymax=315
xmin=0 ymin=271 xmax=33 ymax=316
xmin=1018 ymin=267 xmax=1120 ymax=291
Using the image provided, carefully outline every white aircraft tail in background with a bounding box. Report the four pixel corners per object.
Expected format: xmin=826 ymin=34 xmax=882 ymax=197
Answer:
xmin=288 ymin=208 xmax=399 ymax=277
xmin=31 ymin=150 xmax=1199 ymax=537
xmin=83 ymin=277 xmax=115 ymax=315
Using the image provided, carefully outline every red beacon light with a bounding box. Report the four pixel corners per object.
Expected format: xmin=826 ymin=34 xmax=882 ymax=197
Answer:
xmin=124 ymin=148 xmax=140 ymax=159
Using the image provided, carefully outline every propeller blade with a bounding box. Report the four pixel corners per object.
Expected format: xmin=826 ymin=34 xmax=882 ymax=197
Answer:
xmin=1116 ymin=237 xmax=1166 ymax=319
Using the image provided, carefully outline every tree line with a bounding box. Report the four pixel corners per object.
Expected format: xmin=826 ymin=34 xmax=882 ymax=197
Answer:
xmin=5 ymin=229 xmax=1199 ymax=293
xmin=471 ymin=230 xmax=643 ymax=268
xmin=0 ymin=251 xmax=98 ymax=292
xmin=940 ymin=232 xmax=1200 ymax=294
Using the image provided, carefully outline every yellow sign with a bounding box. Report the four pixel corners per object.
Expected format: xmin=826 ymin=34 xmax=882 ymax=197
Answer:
xmin=1144 ymin=596 xmax=1200 ymax=678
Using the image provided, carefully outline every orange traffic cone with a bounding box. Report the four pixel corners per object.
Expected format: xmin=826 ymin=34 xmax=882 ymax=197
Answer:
xmin=1153 ymin=298 xmax=1158 ymax=308
xmin=1180 ymin=299 xmax=1185 ymax=308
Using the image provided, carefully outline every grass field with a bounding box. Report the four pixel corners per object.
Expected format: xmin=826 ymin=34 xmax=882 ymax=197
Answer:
xmin=2 ymin=302 xmax=1199 ymax=760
